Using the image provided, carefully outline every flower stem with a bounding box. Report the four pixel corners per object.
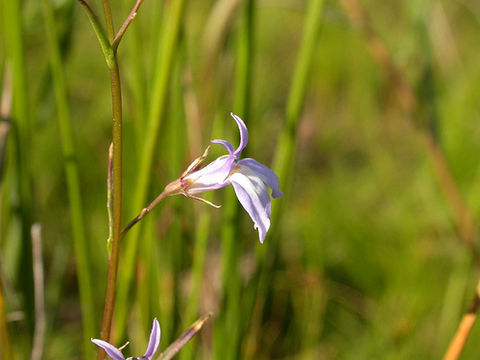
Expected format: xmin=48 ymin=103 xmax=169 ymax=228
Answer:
xmin=101 ymin=0 xmax=115 ymax=41
xmin=98 ymin=57 xmax=123 ymax=360
xmin=121 ymin=191 xmax=168 ymax=235
xmin=112 ymin=0 xmax=145 ymax=51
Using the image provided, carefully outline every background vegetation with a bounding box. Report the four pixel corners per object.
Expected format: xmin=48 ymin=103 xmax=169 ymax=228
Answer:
xmin=1 ymin=0 xmax=480 ymax=358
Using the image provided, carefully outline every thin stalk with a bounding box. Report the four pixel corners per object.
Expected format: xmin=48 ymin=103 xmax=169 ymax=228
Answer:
xmin=78 ymin=2 xmax=124 ymax=357
xmin=215 ymin=1 xmax=254 ymax=359
xmin=78 ymin=0 xmax=148 ymax=356
xmin=121 ymin=191 xmax=168 ymax=235
xmin=112 ymin=0 xmax=145 ymax=51
xmin=42 ymin=1 xmax=96 ymax=356
xmin=3 ymin=0 xmax=35 ymax=332
xmin=98 ymin=57 xmax=123 ymax=360
xmin=101 ymin=0 xmax=115 ymax=41
xmin=116 ymin=0 xmax=187 ymax=338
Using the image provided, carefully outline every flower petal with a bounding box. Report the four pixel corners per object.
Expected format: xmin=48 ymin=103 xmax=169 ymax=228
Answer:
xmin=211 ymin=139 xmax=235 ymax=155
xmin=229 ymin=170 xmax=271 ymax=243
xmin=143 ymin=318 xmax=161 ymax=359
xmin=183 ymin=155 xmax=235 ymax=194
xmin=237 ymin=158 xmax=283 ymax=198
xmin=91 ymin=339 xmax=125 ymax=360
xmin=230 ymin=113 xmax=248 ymax=157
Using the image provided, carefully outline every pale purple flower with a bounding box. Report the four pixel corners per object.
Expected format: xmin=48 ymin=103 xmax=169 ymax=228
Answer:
xmin=91 ymin=318 xmax=160 ymax=360
xmin=164 ymin=113 xmax=283 ymax=243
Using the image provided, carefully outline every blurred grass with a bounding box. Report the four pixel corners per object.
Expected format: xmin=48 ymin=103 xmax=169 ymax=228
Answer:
xmin=2 ymin=0 xmax=480 ymax=359
xmin=41 ymin=0 xmax=95 ymax=357
xmin=2 ymin=0 xmax=35 ymax=336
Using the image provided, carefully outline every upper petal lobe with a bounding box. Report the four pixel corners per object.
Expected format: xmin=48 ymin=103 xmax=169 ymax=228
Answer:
xmin=143 ymin=318 xmax=161 ymax=359
xmin=230 ymin=113 xmax=248 ymax=157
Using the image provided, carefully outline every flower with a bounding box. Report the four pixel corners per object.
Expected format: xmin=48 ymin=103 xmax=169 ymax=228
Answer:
xmin=91 ymin=318 xmax=161 ymax=360
xmin=163 ymin=113 xmax=283 ymax=243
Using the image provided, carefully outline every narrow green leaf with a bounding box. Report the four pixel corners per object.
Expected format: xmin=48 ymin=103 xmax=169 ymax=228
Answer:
xmin=77 ymin=0 xmax=115 ymax=69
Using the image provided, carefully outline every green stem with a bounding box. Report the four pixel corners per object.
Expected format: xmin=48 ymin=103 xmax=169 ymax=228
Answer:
xmin=41 ymin=0 xmax=96 ymax=356
xmin=98 ymin=57 xmax=123 ymax=360
xmin=77 ymin=0 xmax=115 ymax=68
xmin=78 ymin=1 xmax=126 ymax=358
xmin=115 ymin=0 xmax=187 ymax=338
xmin=101 ymin=0 xmax=115 ymax=41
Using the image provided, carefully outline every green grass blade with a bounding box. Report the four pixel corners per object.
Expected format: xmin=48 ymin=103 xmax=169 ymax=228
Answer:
xmin=42 ymin=0 xmax=96 ymax=356
xmin=272 ymin=0 xmax=324 ymax=199
xmin=2 ymin=0 xmax=35 ymax=332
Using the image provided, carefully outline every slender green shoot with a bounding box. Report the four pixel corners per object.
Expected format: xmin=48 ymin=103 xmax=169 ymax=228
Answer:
xmin=272 ymin=0 xmax=325 ymax=207
xmin=77 ymin=0 xmax=115 ymax=68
